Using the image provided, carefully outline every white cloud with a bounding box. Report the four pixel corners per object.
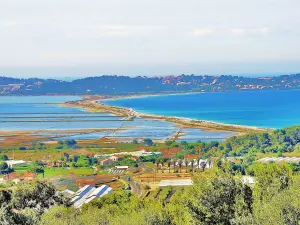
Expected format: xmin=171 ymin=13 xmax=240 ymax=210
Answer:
xmin=231 ymin=28 xmax=246 ymax=36
xmin=41 ymin=52 xmax=115 ymax=58
xmin=2 ymin=21 xmax=19 ymax=27
xmin=231 ymin=27 xmax=271 ymax=36
xmin=86 ymin=25 xmax=166 ymax=37
xmin=191 ymin=28 xmax=214 ymax=37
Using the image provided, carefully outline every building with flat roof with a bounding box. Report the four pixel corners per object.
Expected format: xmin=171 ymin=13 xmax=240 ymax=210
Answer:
xmin=258 ymin=157 xmax=300 ymax=163
xmin=71 ymin=185 xmax=113 ymax=208
xmin=159 ymin=179 xmax=193 ymax=187
xmin=5 ymin=160 xmax=26 ymax=168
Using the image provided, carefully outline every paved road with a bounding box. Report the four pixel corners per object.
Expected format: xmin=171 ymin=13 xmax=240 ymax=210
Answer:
xmin=128 ymin=180 xmax=142 ymax=197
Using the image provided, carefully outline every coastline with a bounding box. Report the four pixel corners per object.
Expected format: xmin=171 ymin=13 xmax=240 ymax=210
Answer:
xmin=62 ymin=95 xmax=268 ymax=134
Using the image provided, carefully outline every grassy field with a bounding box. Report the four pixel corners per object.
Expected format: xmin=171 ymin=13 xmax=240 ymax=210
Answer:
xmin=1 ymin=139 xmax=146 ymax=161
xmin=37 ymin=167 xmax=95 ymax=178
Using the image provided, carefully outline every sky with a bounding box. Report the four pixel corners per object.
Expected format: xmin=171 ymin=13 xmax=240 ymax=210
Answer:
xmin=0 ymin=0 xmax=300 ymax=78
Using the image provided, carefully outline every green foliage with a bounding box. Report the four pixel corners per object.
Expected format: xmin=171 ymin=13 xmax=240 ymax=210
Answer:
xmin=185 ymin=162 xmax=253 ymax=224
xmin=12 ymin=180 xmax=70 ymax=214
xmin=75 ymin=156 xmax=90 ymax=167
xmin=158 ymin=186 xmax=172 ymax=202
xmin=165 ymin=140 xmax=174 ymax=146
xmin=198 ymin=126 xmax=300 ymax=158
xmin=1 ymin=160 xmax=299 ymax=225
xmin=65 ymin=139 xmax=77 ymax=147
xmin=143 ymin=139 xmax=153 ymax=146
xmin=0 ymin=162 xmax=8 ymax=171
xmin=250 ymin=162 xmax=292 ymax=202
xmin=0 ymin=155 xmax=8 ymax=161
xmin=132 ymin=140 xmax=138 ymax=145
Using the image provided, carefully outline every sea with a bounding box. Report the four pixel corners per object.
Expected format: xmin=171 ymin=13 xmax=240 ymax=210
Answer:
xmin=104 ymin=90 xmax=300 ymax=129
xmin=0 ymin=96 xmax=235 ymax=142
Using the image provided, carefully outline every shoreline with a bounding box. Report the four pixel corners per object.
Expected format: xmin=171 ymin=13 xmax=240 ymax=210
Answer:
xmin=62 ymin=95 xmax=268 ymax=134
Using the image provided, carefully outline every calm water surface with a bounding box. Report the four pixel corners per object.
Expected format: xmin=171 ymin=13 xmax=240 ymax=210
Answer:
xmin=0 ymin=96 xmax=233 ymax=142
xmin=104 ymin=90 xmax=300 ymax=129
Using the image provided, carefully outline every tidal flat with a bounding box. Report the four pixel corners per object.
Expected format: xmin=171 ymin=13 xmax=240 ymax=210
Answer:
xmin=0 ymin=96 xmax=236 ymax=145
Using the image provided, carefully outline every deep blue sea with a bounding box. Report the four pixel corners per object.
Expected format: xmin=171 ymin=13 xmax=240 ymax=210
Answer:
xmin=104 ymin=90 xmax=300 ymax=129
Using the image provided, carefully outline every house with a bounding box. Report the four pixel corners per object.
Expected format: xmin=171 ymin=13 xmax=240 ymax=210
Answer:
xmin=4 ymin=172 xmax=36 ymax=183
xmin=71 ymin=185 xmax=113 ymax=208
xmin=130 ymin=156 xmax=139 ymax=161
xmin=5 ymin=160 xmax=26 ymax=168
xmin=100 ymin=158 xmax=114 ymax=166
xmin=162 ymin=153 xmax=174 ymax=159
xmin=110 ymin=155 xmax=124 ymax=161
xmin=46 ymin=160 xmax=64 ymax=167
xmin=115 ymin=166 xmax=128 ymax=170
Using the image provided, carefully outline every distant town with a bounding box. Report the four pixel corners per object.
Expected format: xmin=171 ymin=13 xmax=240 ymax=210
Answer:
xmin=0 ymin=73 xmax=299 ymax=95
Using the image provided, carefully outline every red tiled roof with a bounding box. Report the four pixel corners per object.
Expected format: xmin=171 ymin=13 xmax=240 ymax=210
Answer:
xmin=184 ymin=154 xmax=199 ymax=160
xmin=100 ymin=158 xmax=113 ymax=162
xmin=162 ymin=153 xmax=174 ymax=159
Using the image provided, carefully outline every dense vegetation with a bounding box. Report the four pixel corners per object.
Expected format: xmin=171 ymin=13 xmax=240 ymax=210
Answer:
xmin=1 ymin=161 xmax=299 ymax=225
xmin=1 ymin=74 xmax=299 ymax=95
xmin=197 ymin=126 xmax=300 ymax=158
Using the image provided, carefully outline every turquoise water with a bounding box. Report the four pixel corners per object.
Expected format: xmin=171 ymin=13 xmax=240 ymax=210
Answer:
xmin=0 ymin=96 xmax=234 ymax=141
xmin=104 ymin=90 xmax=300 ymax=129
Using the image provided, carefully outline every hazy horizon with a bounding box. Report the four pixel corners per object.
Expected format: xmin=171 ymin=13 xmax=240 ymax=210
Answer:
xmin=1 ymin=0 xmax=300 ymax=77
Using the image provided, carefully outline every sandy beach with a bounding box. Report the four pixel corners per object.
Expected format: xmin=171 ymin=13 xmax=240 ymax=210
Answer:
xmin=62 ymin=95 xmax=268 ymax=134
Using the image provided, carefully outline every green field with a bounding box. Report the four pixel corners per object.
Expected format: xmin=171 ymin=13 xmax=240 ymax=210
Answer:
xmin=38 ymin=167 xmax=95 ymax=178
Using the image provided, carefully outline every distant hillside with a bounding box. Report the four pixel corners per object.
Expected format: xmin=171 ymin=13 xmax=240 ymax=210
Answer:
xmin=0 ymin=74 xmax=299 ymax=95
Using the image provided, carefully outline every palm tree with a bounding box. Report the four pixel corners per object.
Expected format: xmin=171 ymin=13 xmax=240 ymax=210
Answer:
xmin=160 ymin=159 xmax=164 ymax=172
xmin=191 ymin=159 xmax=195 ymax=173
xmin=197 ymin=158 xmax=201 ymax=171
xmin=207 ymin=157 xmax=212 ymax=168
xmin=167 ymin=160 xmax=171 ymax=173
xmin=155 ymin=159 xmax=160 ymax=173
xmin=200 ymin=161 xmax=206 ymax=172
xmin=178 ymin=159 xmax=183 ymax=173
xmin=172 ymin=159 xmax=176 ymax=173
xmin=184 ymin=159 xmax=189 ymax=173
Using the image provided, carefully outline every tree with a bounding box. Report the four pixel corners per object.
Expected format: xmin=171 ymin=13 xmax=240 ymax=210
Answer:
xmin=178 ymin=159 xmax=183 ymax=173
xmin=132 ymin=140 xmax=138 ymax=145
xmin=167 ymin=160 xmax=171 ymax=173
xmin=165 ymin=140 xmax=174 ymax=146
xmin=200 ymin=161 xmax=206 ymax=172
xmin=191 ymin=160 xmax=195 ymax=173
xmin=0 ymin=155 xmax=8 ymax=161
xmin=143 ymin=139 xmax=153 ymax=147
xmin=196 ymin=158 xmax=201 ymax=171
xmin=0 ymin=162 xmax=8 ymax=171
xmin=184 ymin=159 xmax=189 ymax=173
xmin=251 ymin=162 xmax=292 ymax=202
xmin=181 ymin=141 xmax=188 ymax=146
xmin=155 ymin=159 xmax=160 ymax=173
xmin=185 ymin=161 xmax=253 ymax=224
xmin=40 ymin=205 xmax=78 ymax=225
xmin=12 ymin=180 xmax=70 ymax=215
xmin=65 ymin=139 xmax=77 ymax=147
xmin=27 ymin=161 xmax=45 ymax=178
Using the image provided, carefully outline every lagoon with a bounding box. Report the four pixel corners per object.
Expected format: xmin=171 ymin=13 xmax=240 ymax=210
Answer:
xmin=0 ymin=96 xmax=234 ymax=142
